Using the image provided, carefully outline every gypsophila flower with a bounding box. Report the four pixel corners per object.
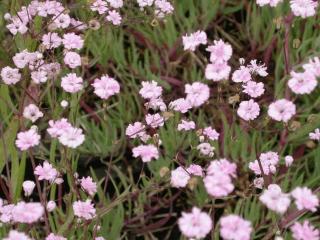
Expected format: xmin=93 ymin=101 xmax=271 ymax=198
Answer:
xmin=237 ymin=99 xmax=260 ymax=121
xmin=92 ymin=75 xmax=120 ymax=99
xmin=204 ymin=171 xmax=234 ymax=197
xmin=107 ymin=0 xmax=124 ymax=8
xmin=268 ymin=99 xmax=296 ymax=122
xmin=206 ymin=40 xmax=232 ymax=63
xmin=309 ymin=128 xmax=320 ymax=141
xmin=1 ymin=66 xmax=21 ymax=85
xmin=220 ymin=215 xmax=252 ymax=240
xmin=53 ymin=14 xmax=71 ymax=29
xmin=42 ymin=32 xmax=62 ymax=49
xmin=290 ymin=0 xmax=318 ymax=18
xmin=290 ymin=221 xmax=320 ymax=240
xmin=288 ymin=71 xmax=317 ymax=94
xmin=171 ymin=166 xmax=190 ymax=188
xmin=132 ymin=144 xmax=159 ymax=162
xmin=291 ymin=187 xmax=319 ymax=212
xmin=177 ymin=120 xmax=196 ymax=131
xmin=243 ymin=81 xmax=265 ymax=98
xmin=197 ymin=142 xmax=215 ymax=156
xmin=4 ymin=230 xmax=31 ymax=240
xmin=23 ymin=104 xmax=44 ymax=122
xmin=182 ymin=30 xmax=207 ymax=51
xmin=139 ymin=81 xmax=163 ymax=100
xmin=285 ymin=155 xmax=294 ymax=167
xmin=169 ymin=98 xmax=192 ymax=113
xmin=248 ymin=60 xmax=268 ymax=76
xmin=47 ymin=201 xmax=56 ymax=212
xmin=73 ymin=199 xmax=96 ymax=220
xmin=303 ymin=57 xmax=320 ymax=77
xmin=22 ymin=180 xmax=35 ymax=197
xmin=259 ymin=184 xmax=291 ymax=214
xmin=91 ymin=0 xmax=108 ymax=14
xmin=137 ymin=0 xmax=154 ymax=8
xmin=63 ymin=51 xmax=81 ymax=69
xmin=34 ymin=161 xmax=58 ymax=182
xmin=46 ymin=233 xmax=67 ymax=240
xmin=126 ymin=122 xmax=146 ymax=138
xmin=61 ymin=73 xmax=83 ymax=93
xmin=205 ymin=61 xmax=231 ymax=81
xmin=62 ymin=33 xmax=84 ymax=50
xmin=106 ymin=10 xmax=122 ymax=25
xmin=187 ymin=164 xmax=203 ymax=176
xmin=256 ymin=0 xmax=283 ymax=7
xmin=185 ymin=82 xmax=210 ymax=107
xmin=203 ymin=127 xmax=220 ymax=141
xmin=232 ymin=66 xmax=252 ymax=83
xmin=253 ymin=177 xmax=264 ymax=189
xmin=145 ymin=113 xmax=164 ymax=128
xmin=15 ymin=128 xmax=41 ymax=151
xmin=178 ymin=207 xmax=212 ymax=239
xmin=80 ymin=176 xmax=97 ymax=196
xmin=47 ymin=118 xmax=72 ymax=138
xmin=31 ymin=70 xmax=48 ymax=84
xmin=207 ymin=159 xmax=237 ymax=178
xmin=58 ymin=127 xmax=85 ymax=148
xmin=12 ymin=202 xmax=44 ymax=224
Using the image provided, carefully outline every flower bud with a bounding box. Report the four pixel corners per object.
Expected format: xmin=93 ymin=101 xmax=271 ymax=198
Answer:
xmin=23 ymin=180 xmax=36 ymax=197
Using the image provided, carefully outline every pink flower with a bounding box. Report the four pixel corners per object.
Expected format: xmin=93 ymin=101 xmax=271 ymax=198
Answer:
xmin=206 ymin=40 xmax=232 ymax=63
xmin=185 ymin=82 xmax=210 ymax=107
xmin=249 ymin=151 xmax=279 ymax=175
xmin=203 ymin=127 xmax=219 ymax=141
xmin=58 ymin=127 xmax=85 ymax=148
xmin=247 ymin=60 xmax=268 ymax=77
xmin=1 ymin=66 xmax=21 ymax=85
xmin=4 ymin=230 xmax=31 ymax=240
xmin=0 ymin=203 xmax=14 ymax=223
xmin=187 ymin=164 xmax=203 ymax=176
xmin=126 ymin=122 xmax=146 ymax=138
xmin=197 ymin=142 xmax=215 ymax=156
xmin=91 ymin=0 xmax=108 ymax=14
xmin=243 ymin=81 xmax=265 ymax=98
xmin=107 ymin=0 xmax=124 ymax=8
xmin=34 ymin=161 xmax=58 ymax=182
xmin=137 ymin=0 xmax=154 ymax=8
xmin=139 ymin=81 xmax=162 ymax=100
xmin=22 ymin=180 xmax=35 ymax=197
xmin=92 ymin=75 xmax=120 ymax=99
xmin=291 ymin=187 xmax=319 ymax=212
xmin=106 ymin=10 xmax=122 ymax=25
xmin=309 ymin=128 xmax=320 ymax=141
xmin=177 ymin=120 xmax=196 ymax=131
xmin=220 ymin=215 xmax=252 ymax=240
xmin=182 ymin=30 xmax=207 ymax=51
xmin=31 ymin=70 xmax=48 ymax=84
xmin=42 ymin=32 xmax=62 ymax=49
xmin=170 ymin=166 xmax=190 ymax=188
xmin=23 ymin=104 xmax=43 ymax=122
xmin=260 ymin=151 xmax=279 ymax=165
xmin=53 ymin=13 xmax=71 ymax=29
xmin=12 ymin=202 xmax=44 ymax=224
xmin=62 ymin=33 xmax=84 ymax=50
xmin=15 ymin=128 xmax=41 ymax=151
xmin=205 ymin=62 xmax=231 ymax=81
xmin=169 ymin=98 xmax=192 ymax=113
xmin=285 ymin=155 xmax=294 ymax=167
xmin=256 ymin=0 xmax=283 ymax=7
xmin=145 ymin=113 xmax=164 ymax=128
xmin=132 ymin=144 xmax=159 ymax=162
xmin=47 ymin=118 xmax=72 ymax=138
xmin=237 ymin=99 xmax=260 ymax=121
xmin=80 ymin=176 xmax=97 ymax=196
xmin=63 ymin=51 xmax=81 ymax=69
xmin=12 ymin=50 xmax=31 ymax=68
xmin=232 ymin=66 xmax=252 ymax=83
xmin=73 ymin=199 xmax=96 ymax=220
xmin=259 ymin=184 xmax=291 ymax=214
xmin=47 ymin=201 xmax=56 ymax=212
xmin=303 ymin=57 xmax=320 ymax=77
xmin=290 ymin=221 xmax=319 ymax=240
xmin=46 ymin=233 xmax=67 ymax=240
xmin=288 ymin=71 xmax=317 ymax=94
xmin=268 ymin=99 xmax=296 ymax=122
xmin=290 ymin=0 xmax=318 ymax=18
xmin=61 ymin=73 xmax=83 ymax=93
xmin=145 ymin=97 xmax=167 ymax=111
xmin=154 ymin=0 xmax=174 ymax=18
xmin=207 ymin=159 xmax=237 ymax=178
xmin=178 ymin=207 xmax=212 ymax=239
xmin=204 ymin=172 xmax=234 ymax=197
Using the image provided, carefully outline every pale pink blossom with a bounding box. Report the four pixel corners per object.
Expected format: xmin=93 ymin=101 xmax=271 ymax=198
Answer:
xmin=92 ymin=75 xmax=120 ymax=99
xmin=154 ymin=0 xmax=174 ymax=18
xmin=204 ymin=172 xmax=234 ymax=197
xmin=46 ymin=233 xmax=67 ymax=240
xmin=187 ymin=164 xmax=203 ymax=176
xmin=12 ymin=50 xmax=31 ymax=68
xmin=47 ymin=118 xmax=72 ymax=138
xmin=203 ymin=127 xmax=219 ymax=141
xmin=285 ymin=155 xmax=294 ymax=167
xmin=207 ymin=159 xmax=237 ymax=178
xmin=106 ymin=10 xmax=122 ymax=25
xmin=205 ymin=62 xmax=231 ymax=81
xmin=61 ymin=73 xmax=83 ymax=93
xmin=220 ymin=215 xmax=252 ymax=240
xmin=237 ymin=99 xmax=260 ymax=121
xmin=58 ymin=127 xmax=85 ymax=148
xmin=137 ymin=0 xmax=154 ymax=8
xmin=145 ymin=113 xmax=164 ymax=128
xmin=256 ymin=0 xmax=283 ymax=7
xmin=47 ymin=201 xmax=56 ymax=212
xmin=243 ymin=81 xmax=265 ymax=98
xmin=1 ymin=66 xmax=21 ymax=85
xmin=62 ymin=33 xmax=84 ymax=50
xmin=177 ymin=120 xmax=196 ymax=131
xmin=126 ymin=122 xmax=146 ymax=138
xmin=290 ymin=221 xmax=319 ymax=240
xmin=15 ymin=128 xmax=41 ymax=151
xmin=31 ymin=70 xmax=48 ymax=84
xmin=309 ymin=128 xmax=320 ymax=141
xmin=23 ymin=104 xmax=43 ymax=122
xmin=303 ymin=57 xmax=320 ymax=77
xmin=139 ymin=81 xmax=162 ymax=100
xmin=0 ymin=204 xmax=14 ymax=223
xmin=182 ymin=30 xmax=207 ymax=51
xmin=206 ymin=40 xmax=232 ymax=63
xmin=253 ymin=177 xmax=264 ymax=189
xmin=291 ymin=187 xmax=319 ymax=212
xmin=53 ymin=13 xmax=71 ymax=29
xmin=169 ymin=98 xmax=192 ymax=113
xmin=91 ymin=0 xmax=108 ymax=14
xmin=132 ymin=144 xmax=159 ymax=162
xmin=145 ymin=98 xmax=167 ymax=111
xmin=4 ymin=230 xmax=31 ymax=240
xmin=12 ymin=202 xmax=44 ymax=224
xmin=247 ymin=60 xmax=268 ymax=77
xmin=288 ymin=71 xmax=317 ymax=94
xmin=178 ymin=207 xmax=212 ymax=239
xmin=290 ymin=0 xmax=318 ymax=18
xmin=63 ymin=51 xmax=81 ymax=69
xmin=34 ymin=161 xmax=58 ymax=182
xmin=232 ymin=66 xmax=252 ymax=83
xmin=73 ymin=199 xmax=96 ymax=220
xmin=170 ymin=166 xmax=190 ymax=188
xmin=80 ymin=176 xmax=97 ymax=196
xmin=197 ymin=142 xmax=215 ymax=156
xmin=185 ymin=82 xmax=210 ymax=107
xmin=260 ymin=151 xmax=279 ymax=165
xmin=259 ymin=184 xmax=291 ymax=214
xmin=107 ymin=0 xmax=124 ymax=8
xmin=42 ymin=32 xmax=62 ymax=49
xmin=22 ymin=180 xmax=35 ymax=197
xmin=268 ymin=99 xmax=296 ymax=122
